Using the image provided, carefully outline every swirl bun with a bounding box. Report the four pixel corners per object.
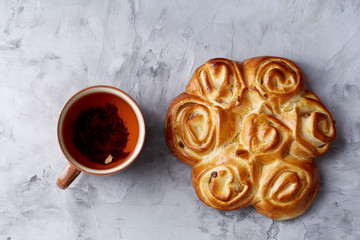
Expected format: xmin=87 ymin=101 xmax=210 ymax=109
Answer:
xmin=164 ymin=57 xmax=335 ymax=220
xmin=191 ymin=144 xmax=260 ymax=210
xmin=253 ymin=158 xmax=320 ymax=220
xmin=185 ymin=58 xmax=246 ymax=110
xmin=292 ymin=91 xmax=336 ymax=158
xmin=164 ymin=92 xmax=239 ymax=166
xmin=243 ymin=57 xmax=306 ymax=109
xmin=241 ymin=113 xmax=292 ymax=164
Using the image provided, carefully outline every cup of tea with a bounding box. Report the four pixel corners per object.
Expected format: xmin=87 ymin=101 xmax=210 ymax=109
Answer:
xmin=56 ymin=85 xmax=146 ymax=189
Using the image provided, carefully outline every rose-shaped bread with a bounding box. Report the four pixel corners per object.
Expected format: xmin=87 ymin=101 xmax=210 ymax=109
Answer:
xmin=293 ymin=91 xmax=336 ymax=157
xmin=242 ymin=56 xmax=306 ymax=109
xmin=164 ymin=92 xmax=239 ymax=166
xmin=185 ymin=58 xmax=247 ymax=110
xmin=164 ymin=57 xmax=335 ymax=220
xmin=252 ymin=157 xmax=320 ymax=220
xmin=191 ymin=144 xmax=261 ymax=210
xmin=240 ymin=113 xmax=292 ymax=164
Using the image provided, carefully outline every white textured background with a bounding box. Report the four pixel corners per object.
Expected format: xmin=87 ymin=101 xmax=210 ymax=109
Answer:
xmin=0 ymin=0 xmax=359 ymax=239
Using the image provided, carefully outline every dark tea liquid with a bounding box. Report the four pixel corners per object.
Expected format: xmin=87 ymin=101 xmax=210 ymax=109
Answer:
xmin=61 ymin=92 xmax=140 ymax=170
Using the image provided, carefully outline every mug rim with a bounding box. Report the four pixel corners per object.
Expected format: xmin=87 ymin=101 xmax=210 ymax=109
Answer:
xmin=57 ymin=85 xmax=146 ymax=175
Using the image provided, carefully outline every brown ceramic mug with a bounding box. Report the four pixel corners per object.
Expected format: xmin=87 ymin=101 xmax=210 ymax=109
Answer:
xmin=56 ymin=86 xmax=146 ymax=189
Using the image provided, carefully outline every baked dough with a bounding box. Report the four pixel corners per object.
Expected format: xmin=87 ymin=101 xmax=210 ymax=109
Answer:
xmin=164 ymin=57 xmax=335 ymax=220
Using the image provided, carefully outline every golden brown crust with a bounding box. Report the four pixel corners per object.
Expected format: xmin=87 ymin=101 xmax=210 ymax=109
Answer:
xmin=164 ymin=92 xmax=239 ymax=166
xmin=191 ymin=143 xmax=260 ymax=210
xmin=242 ymin=56 xmax=306 ymax=108
xmin=164 ymin=56 xmax=335 ymax=220
xmin=240 ymin=113 xmax=292 ymax=165
xmin=185 ymin=58 xmax=246 ymax=110
xmin=293 ymin=93 xmax=336 ymax=157
xmin=252 ymin=157 xmax=320 ymax=220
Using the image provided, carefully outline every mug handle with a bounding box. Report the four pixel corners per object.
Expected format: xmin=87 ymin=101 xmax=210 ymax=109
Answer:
xmin=56 ymin=164 xmax=81 ymax=189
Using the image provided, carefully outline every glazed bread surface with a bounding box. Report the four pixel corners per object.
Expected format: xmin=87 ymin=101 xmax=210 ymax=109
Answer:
xmin=164 ymin=57 xmax=335 ymax=220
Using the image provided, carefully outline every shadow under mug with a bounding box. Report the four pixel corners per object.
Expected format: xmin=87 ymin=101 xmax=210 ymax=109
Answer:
xmin=56 ymin=86 xmax=146 ymax=189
